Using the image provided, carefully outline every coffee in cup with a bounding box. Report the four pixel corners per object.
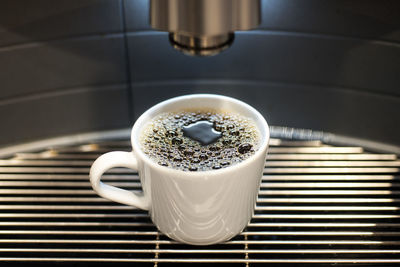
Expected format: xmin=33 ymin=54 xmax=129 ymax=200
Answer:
xmin=140 ymin=109 xmax=260 ymax=172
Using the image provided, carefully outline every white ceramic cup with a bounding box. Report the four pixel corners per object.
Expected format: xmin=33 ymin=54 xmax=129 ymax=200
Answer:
xmin=90 ymin=94 xmax=269 ymax=245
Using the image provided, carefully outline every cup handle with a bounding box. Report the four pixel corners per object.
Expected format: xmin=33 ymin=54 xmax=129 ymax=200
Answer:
xmin=89 ymin=151 xmax=150 ymax=210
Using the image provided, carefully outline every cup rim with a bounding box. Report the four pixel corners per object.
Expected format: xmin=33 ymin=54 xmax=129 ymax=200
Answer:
xmin=131 ymin=94 xmax=270 ymax=177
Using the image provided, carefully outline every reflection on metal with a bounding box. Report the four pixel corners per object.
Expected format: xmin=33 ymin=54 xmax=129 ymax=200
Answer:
xmin=269 ymin=139 xmax=323 ymax=147
xmin=4 ymin=258 xmax=400 ymax=264
xmin=267 ymin=154 xmax=397 ymax=160
xmin=257 ymin=198 xmax=399 ymax=203
xmin=0 ymin=137 xmax=398 ymax=264
xmin=79 ymin=144 xmax=100 ymax=152
xmin=268 ymin=147 xmax=364 ymax=153
xmin=262 ymin=175 xmax=397 ymax=181
xmin=4 ymin=248 xmax=400 ymax=254
xmin=14 ymin=153 xmax=98 ymax=160
xmin=0 ymin=222 xmax=152 ymax=226
xmin=0 ymin=167 xmax=135 ymax=173
xmin=259 ymin=182 xmax=398 ymax=188
xmin=258 ymin=190 xmax=397 ymax=195
xmin=0 ymin=181 xmax=140 ymax=187
xmin=40 ymin=149 xmax=58 ymax=158
xmin=264 ymin=167 xmax=399 ymax=173
xmin=0 ymin=214 xmax=146 ymax=218
xmin=0 ymin=189 xmax=95 ymax=195
xmin=241 ymin=231 xmax=380 ymax=236
xmin=0 ymin=205 xmax=138 ymax=210
xmin=255 ymin=206 xmax=399 ymax=211
xmin=150 ymin=0 xmax=260 ymax=56
xmin=0 ymin=174 xmax=135 ymax=180
xmin=266 ymin=161 xmax=400 ymax=167
xmin=247 ymin=223 xmax=390 ymax=227
xmin=252 ymin=214 xmax=400 ymax=219
xmin=0 ymin=197 xmax=110 ymax=202
xmin=169 ymin=33 xmax=234 ymax=56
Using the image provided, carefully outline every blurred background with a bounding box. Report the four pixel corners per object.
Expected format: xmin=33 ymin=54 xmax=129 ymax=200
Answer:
xmin=0 ymin=0 xmax=399 ymax=149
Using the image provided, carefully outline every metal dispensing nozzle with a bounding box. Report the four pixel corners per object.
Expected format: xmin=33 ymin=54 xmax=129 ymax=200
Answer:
xmin=150 ymin=0 xmax=261 ymax=56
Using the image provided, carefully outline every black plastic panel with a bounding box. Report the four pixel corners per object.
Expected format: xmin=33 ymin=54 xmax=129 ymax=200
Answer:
xmin=128 ymin=32 xmax=400 ymax=97
xmin=124 ymin=0 xmax=152 ymax=32
xmin=0 ymin=0 xmax=123 ymax=47
xmin=0 ymin=85 xmax=130 ymax=147
xmin=259 ymin=0 xmax=400 ymax=43
xmin=0 ymin=36 xmax=127 ymax=99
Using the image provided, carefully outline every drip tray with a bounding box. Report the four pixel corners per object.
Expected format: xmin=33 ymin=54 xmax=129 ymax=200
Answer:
xmin=0 ymin=133 xmax=399 ymax=266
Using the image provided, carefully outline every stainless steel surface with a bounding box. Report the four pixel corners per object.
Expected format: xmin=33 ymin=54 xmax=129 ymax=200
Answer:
xmin=169 ymin=32 xmax=234 ymax=56
xmin=150 ymin=0 xmax=260 ymax=56
xmin=0 ymin=137 xmax=399 ymax=265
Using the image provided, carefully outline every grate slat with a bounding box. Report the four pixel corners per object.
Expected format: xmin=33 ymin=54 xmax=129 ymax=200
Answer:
xmin=1 ymin=258 xmax=400 ymax=263
xmin=0 ymin=248 xmax=399 ymax=254
xmin=3 ymin=160 xmax=400 ymax=167
xmin=0 ymin=137 xmax=398 ymax=265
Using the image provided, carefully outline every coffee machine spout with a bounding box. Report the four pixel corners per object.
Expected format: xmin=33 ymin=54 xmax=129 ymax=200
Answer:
xmin=150 ymin=0 xmax=261 ymax=56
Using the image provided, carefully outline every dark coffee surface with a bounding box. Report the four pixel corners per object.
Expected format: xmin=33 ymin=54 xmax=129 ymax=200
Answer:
xmin=140 ymin=109 xmax=260 ymax=171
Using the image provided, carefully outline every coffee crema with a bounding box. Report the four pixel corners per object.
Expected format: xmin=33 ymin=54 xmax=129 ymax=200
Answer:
xmin=140 ymin=109 xmax=260 ymax=171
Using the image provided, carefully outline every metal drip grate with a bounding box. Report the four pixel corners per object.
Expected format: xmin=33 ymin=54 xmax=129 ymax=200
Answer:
xmin=0 ymin=136 xmax=399 ymax=265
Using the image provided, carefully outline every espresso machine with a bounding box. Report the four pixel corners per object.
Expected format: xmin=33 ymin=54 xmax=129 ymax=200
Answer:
xmin=0 ymin=0 xmax=399 ymax=265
